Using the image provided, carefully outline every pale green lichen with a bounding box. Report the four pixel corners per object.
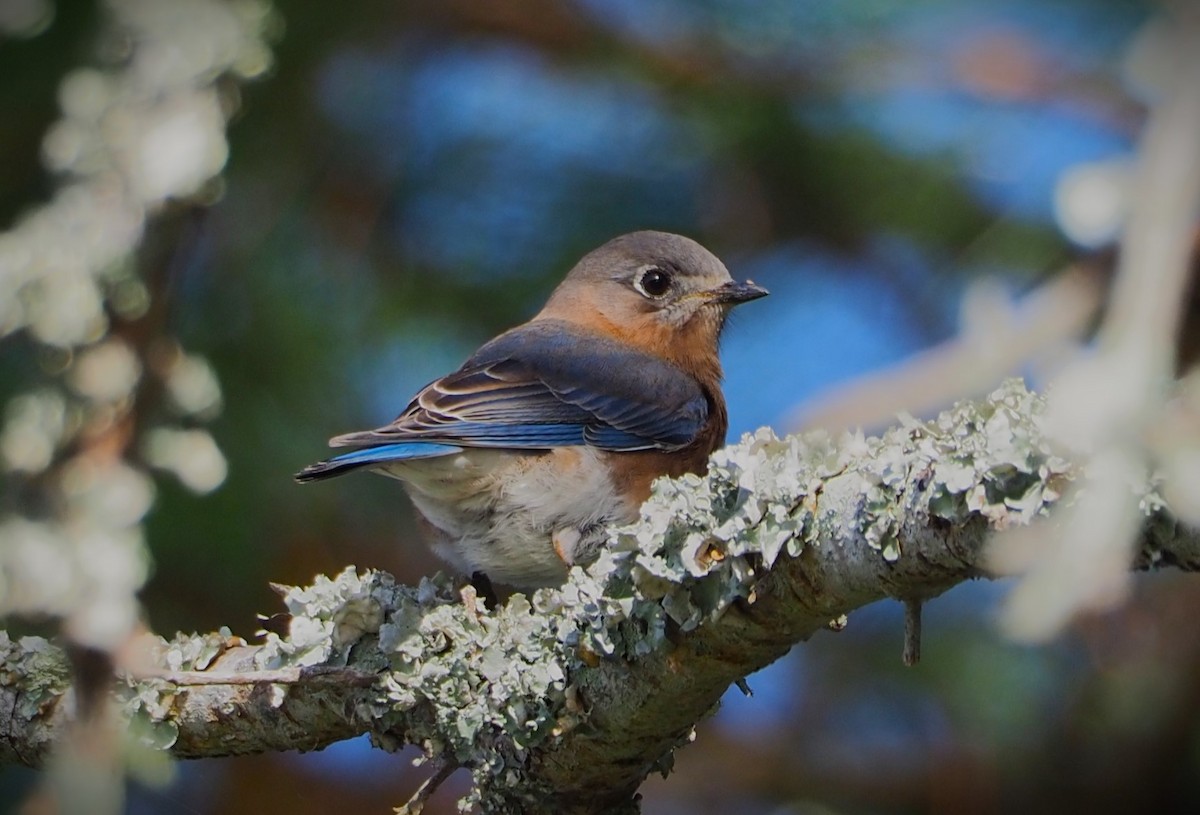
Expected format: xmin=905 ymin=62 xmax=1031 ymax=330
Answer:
xmin=11 ymin=381 xmax=1113 ymax=812
xmin=240 ymin=567 xmax=574 ymax=811
xmin=119 ymin=625 xmax=257 ymax=752
xmin=160 ymin=627 xmax=235 ymax=672
xmin=256 ymin=566 xmax=392 ymax=668
xmin=582 ymin=425 xmax=850 ymax=641
xmin=0 ymin=631 xmax=71 ymax=720
xmin=562 ymin=379 xmax=1077 ymax=665
xmin=907 ymin=381 xmax=1072 ymax=527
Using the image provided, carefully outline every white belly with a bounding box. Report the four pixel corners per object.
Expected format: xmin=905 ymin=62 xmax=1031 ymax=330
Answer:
xmin=378 ymin=447 xmax=631 ymax=587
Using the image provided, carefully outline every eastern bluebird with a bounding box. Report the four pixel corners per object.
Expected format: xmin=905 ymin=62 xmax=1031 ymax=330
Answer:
xmin=296 ymin=231 xmax=767 ymax=589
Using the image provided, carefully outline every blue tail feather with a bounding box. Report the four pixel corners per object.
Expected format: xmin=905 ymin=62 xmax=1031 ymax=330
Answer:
xmin=295 ymin=442 xmax=463 ymax=483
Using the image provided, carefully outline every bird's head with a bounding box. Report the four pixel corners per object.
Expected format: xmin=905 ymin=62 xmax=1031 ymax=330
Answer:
xmin=537 ymin=231 xmax=767 ymax=373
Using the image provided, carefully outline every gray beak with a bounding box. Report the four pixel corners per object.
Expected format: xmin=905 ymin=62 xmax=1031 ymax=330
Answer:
xmin=707 ymin=280 xmax=769 ymax=305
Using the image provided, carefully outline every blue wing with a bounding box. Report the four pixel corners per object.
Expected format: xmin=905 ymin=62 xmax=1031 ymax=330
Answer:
xmin=296 ymin=320 xmax=710 ymax=481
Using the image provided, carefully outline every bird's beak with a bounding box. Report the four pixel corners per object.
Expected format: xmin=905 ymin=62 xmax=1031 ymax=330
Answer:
xmin=705 ymin=280 xmax=769 ymax=305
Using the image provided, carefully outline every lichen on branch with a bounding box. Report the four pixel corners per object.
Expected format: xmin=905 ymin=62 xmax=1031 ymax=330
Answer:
xmin=2 ymin=380 xmax=1196 ymax=814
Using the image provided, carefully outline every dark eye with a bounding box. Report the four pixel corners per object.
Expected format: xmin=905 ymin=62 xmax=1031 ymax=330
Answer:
xmin=635 ymin=267 xmax=672 ymax=299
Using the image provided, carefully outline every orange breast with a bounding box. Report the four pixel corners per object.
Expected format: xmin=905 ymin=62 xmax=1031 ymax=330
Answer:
xmin=603 ymin=393 xmax=728 ymax=508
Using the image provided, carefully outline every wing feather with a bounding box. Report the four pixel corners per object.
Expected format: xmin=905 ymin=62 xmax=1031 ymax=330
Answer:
xmin=325 ymin=320 xmax=708 ymax=455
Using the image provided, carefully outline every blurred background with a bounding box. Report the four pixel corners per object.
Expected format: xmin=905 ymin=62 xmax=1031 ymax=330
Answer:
xmin=3 ymin=0 xmax=1199 ymax=813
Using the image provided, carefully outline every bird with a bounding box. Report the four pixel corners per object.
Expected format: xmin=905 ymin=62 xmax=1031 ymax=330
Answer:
xmin=296 ymin=231 xmax=767 ymax=590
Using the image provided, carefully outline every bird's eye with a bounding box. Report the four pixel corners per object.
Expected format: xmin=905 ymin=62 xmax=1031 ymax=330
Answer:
xmin=635 ymin=268 xmax=672 ymax=299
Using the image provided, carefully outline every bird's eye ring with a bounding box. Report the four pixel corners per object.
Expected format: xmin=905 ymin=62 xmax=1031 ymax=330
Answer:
xmin=635 ymin=267 xmax=672 ymax=299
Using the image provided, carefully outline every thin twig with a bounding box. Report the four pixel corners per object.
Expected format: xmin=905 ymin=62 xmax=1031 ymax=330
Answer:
xmin=902 ymin=599 xmax=922 ymax=667
xmin=394 ymin=758 xmax=459 ymax=815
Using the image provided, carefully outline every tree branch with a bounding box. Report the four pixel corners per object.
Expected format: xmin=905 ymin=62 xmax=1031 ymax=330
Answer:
xmin=1 ymin=382 xmax=1196 ymax=813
